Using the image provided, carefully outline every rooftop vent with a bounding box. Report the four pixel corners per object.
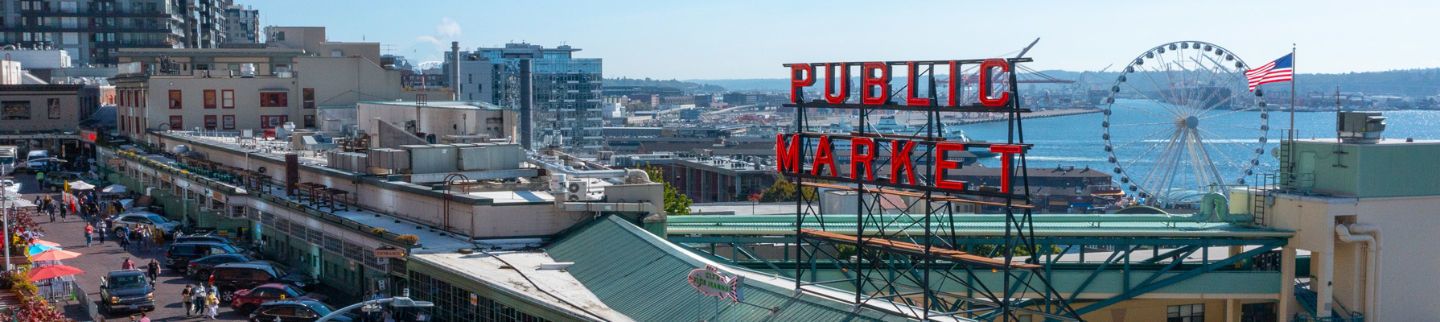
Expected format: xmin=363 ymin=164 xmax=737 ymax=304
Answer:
xmin=1337 ymin=112 xmax=1386 ymax=144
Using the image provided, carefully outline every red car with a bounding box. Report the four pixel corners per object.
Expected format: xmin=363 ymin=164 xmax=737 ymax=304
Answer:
xmin=229 ymin=283 xmax=324 ymax=313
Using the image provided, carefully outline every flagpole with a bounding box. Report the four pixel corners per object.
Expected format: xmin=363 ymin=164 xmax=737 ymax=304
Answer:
xmin=1288 ymin=44 xmax=1297 ymax=178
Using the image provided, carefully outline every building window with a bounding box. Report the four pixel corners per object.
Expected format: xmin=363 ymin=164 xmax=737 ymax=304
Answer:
xmin=1 ymin=101 xmax=31 ymax=120
xmin=168 ymin=89 xmax=182 ymax=109
xmin=203 ymin=90 xmax=216 ymax=109
xmin=221 ymin=89 xmax=235 ymax=108
xmin=302 ymin=114 xmax=315 ymax=128
xmin=204 ymin=115 xmax=217 ymax=130
xmin=1168 ymin=304 xmax=1204 ymax=322
xmin=46 ymin=98 xmax=60 ymax=119
xmin=222 ymin=115 xmax=235 ymax=130
xmin=168 ymin=115 xmax=182 ymax=130
xmin=260 ymin=92 xmax=288 ymax=107
xmin=302 ymin=88 xmax=315 ymax=109
xmin=261 ymin=115 xmax=287 ymax=129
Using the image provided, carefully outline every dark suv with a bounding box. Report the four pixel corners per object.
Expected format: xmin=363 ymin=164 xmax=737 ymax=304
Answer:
xmin=209 ymin=262 xmax=307 ymax=301
xmin=99 ymin=270 xmax=155 ymax=315
xmin=249 ymin=299 xmax=350 ymax=322
xmin=165 ymin=241 xmax=243 ymax=269
xmin=185 ymin=253 xmax=251 ymax=278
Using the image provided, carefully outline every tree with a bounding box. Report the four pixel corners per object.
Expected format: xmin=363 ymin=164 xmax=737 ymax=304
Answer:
xmin=646 ymin=167 xmax=692 ymax=216
xmin=758 ymin=175 xmax=817 ymax=202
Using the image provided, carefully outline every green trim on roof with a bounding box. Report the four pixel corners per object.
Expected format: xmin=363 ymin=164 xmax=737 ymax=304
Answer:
xmin=548 ymin=216 xmax=918 ymax=322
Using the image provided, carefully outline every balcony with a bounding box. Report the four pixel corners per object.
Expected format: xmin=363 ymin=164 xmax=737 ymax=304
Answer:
xmin=0 ymin=24 xmax=175 ymax=33
xmin=19 ymin=8 xmax=171 ymax=18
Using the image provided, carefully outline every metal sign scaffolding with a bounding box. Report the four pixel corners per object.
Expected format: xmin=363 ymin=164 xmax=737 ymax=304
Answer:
xmin=780 ymin=55 xmax=1080 ymax=321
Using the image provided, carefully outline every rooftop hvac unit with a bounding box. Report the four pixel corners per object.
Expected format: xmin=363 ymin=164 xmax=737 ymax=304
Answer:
xmin=240 ymin=63 xmax=256 ymax=78
xmin=1337 ymin=112 xmax=1386 ymax=144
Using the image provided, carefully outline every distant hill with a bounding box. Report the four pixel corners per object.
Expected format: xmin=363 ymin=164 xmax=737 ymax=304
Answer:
xmin=685 ymin=69 xmax=1440 ymax=97
xmin=605 ymin=77 xmax=726 ymax=93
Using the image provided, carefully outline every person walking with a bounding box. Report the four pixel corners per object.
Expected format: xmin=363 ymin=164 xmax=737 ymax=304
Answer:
xmin=58 ymin=197 xmax=67 ymax=220
xmin=137 ymin=227 xmax=149 ymax=249
xmin=152 ymin=227 xmax=165 ymax=252
xmin=84 ymin=223 xmax=94 ymax=247
xmin=121 ymin=257 xmax=135 ymax=270
xmin=191 ymin=285 xmax=207 ymax=317
xmin=145 ymin=259 xmax=160 ymax=284
xmin=137 ymin=312 xmax=150 ymax=322
xmin=118 ymin=228 xmax=131 ymax=250
xmin=97 ymin=220 xmax=107 ymax=243
xmin=181 ymin=284 xmax=194 ymax=317
xmin=205 ymin=289 xmax=219 ymax=319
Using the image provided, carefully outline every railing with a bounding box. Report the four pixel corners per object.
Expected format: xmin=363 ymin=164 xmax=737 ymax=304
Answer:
xmin=110 ymin=147 xmax=419 ymax=247
xmin=70 ymin=281 xmax=101 ymax=322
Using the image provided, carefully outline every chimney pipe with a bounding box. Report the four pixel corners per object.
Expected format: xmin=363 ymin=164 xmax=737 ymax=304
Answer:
xmin=451 ymin=41 xmax=461 ymax=100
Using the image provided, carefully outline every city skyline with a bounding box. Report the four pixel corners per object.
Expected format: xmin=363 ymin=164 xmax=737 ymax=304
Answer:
xmin=245 ymin=0 xmax=1440 ymax=79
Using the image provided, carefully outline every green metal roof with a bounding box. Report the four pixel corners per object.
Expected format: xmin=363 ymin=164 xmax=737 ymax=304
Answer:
xmin=666 ymin=214 xmax=1294 ymax=238
xmin=548 ymin=216 xmax=919 ymax=322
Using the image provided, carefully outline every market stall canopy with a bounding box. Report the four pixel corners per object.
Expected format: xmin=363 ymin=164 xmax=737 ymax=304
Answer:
xmin=31 ymin=249 xmax=81 ymax=261
xmin=68 ymin=181 xmax=95 ymax=190
xmin=101 ymin=184 xmax=127 ymax=194
xmin=26 ymin=244 xmax=59 ymax=256
xmin=28 ymin=265 xmax=83 ymax=281
xmin=31 ymin=239 xmax=61 ymax=247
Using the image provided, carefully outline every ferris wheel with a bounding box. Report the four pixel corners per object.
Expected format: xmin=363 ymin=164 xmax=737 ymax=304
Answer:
xmin=1101 ymin=41 xmax=1270 ymax=205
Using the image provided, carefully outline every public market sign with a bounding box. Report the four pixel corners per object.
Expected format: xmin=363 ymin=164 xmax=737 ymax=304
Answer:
xmin=778 ymin=58 xmax=1028 ymax=196
xmin=687 ymin=265 xmax=744 ymax=302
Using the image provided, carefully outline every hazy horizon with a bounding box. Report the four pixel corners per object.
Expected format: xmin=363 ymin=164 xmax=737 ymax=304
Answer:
xmin=248 ymin=0 xmax=1440 ymax=79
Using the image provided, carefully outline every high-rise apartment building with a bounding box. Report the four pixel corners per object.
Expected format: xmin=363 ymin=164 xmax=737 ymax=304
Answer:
xmin=220 ymin=3 xmax=255 ymax=44
xmin=0 ymin=0 xmax=244 ymax=66
xmin=447 ymin=43 xmax=603 ymax=151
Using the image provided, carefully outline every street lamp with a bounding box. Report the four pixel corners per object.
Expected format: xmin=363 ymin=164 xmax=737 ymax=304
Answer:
xmin=317 ymin=296 xmax=435 ymax=322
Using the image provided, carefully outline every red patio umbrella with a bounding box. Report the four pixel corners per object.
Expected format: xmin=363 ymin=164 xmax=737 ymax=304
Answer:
xmin=28 ymin=265 xmax=84 ymax=281
xmin=30 ymin=249 xmax=82 ymax=262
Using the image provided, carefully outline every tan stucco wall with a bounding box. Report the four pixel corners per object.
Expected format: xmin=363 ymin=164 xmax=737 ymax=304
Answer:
xmin=0 ymin=89 xmax=83 ymax=132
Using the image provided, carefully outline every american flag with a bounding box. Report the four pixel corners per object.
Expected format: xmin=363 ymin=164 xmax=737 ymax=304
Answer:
xmin=1246 ymin=53 xmax=1294 ymax=91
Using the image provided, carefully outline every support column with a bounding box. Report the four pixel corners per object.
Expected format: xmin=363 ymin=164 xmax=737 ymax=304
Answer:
xmin=1226 ymin=299 xmax=1237 ymax=322
xmin=1279 ymin=246 xmax=1296 ymax=320
xmin=1317 ymin=250 xmax=1334 ymax=318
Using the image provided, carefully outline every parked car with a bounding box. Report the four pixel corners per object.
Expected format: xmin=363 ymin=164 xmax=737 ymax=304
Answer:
xmin=185 ymin=253 xmax=251 ymax=278
xmin=248 ymin=299 xmax=350 ymax=322
xmin=246 ymin=260 xmax=318 ymax=290
xmin=112 ymin=211 xmax=180 ymax=237
xmin=164 ymin=241 xmax=243 ymax=269
xmin=230 ymin=283 xmax=325 ymax=313
xmin=98 ymin=270 xmax=155 ymax=315
xmin=174 ymin=233 xmax=233 ymax=245
xmin=209 ymin=262 xmax=309 ymax=301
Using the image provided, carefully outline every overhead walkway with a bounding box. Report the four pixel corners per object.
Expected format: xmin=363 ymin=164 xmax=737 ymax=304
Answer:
xmin=664 ymin=214 xmax=1294 ymax=315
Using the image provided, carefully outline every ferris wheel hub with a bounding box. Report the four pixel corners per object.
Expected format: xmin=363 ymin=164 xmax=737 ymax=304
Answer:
xmin=1184 ymin=116 xmax=1199 ymax=129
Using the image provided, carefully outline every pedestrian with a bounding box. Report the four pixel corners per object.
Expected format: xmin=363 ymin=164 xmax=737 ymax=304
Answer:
xmin=205 ymin=290 xmax=219 ymax=319
xmin=59 ymin=198 xmax=67 ymax=220
xmin=181 ymin=284 xmax=194 ymax=316
xmin=191 ymin=285 xmax=207 ymax=316
xmin=152 ymin=227 xmax=165 ymax=252
xmin=137 ymin=227 xmax=149 ymax=249
xmin=137 ymin=312 xmax=150 ymax=322
xmin=146 ymin=259 xmax=160 ymax=283
xmin=84 ymin=223 xmax=94 ymax=247
xmin=118 ymin=227 xmax=130 ymax=249
xmin=97 ymin=220 xmax=107 ymax=243
xmin=121 ymin=257 xmax=135 ymax=270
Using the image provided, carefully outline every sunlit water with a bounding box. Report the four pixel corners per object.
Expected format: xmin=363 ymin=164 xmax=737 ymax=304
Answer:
xmin=962 ymin=99 xmax=1440 ymax=198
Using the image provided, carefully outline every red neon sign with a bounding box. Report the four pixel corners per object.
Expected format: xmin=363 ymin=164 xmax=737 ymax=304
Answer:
xmin=779 ymin=58 xmax=1025 ymax=195
xmin=786 ymin=59 xmax=1013 ymax=108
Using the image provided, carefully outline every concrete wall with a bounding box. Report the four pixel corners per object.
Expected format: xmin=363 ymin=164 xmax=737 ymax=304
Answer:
xmin=140 ymin=76 xmax=300 ymax=131
xmin=1080 ymin=299 xmax=1274 ymax=322
xmin=0 ymin=86 xmax=83 ymax=132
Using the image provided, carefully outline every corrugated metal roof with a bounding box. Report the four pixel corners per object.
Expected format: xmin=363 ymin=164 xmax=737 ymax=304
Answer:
xmin=548 ymin=216 xmax=920 ymax=322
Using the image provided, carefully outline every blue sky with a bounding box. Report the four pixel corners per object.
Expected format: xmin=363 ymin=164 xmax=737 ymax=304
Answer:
xmin=247 ymin=0 xmax=1439 ymax=79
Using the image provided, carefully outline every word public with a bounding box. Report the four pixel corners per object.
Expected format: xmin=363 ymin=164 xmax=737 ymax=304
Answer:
xmin=775 ymin=134 xmax=1026 ymax=194
xmin=785 ymin=59 xmax=1014 ymax=107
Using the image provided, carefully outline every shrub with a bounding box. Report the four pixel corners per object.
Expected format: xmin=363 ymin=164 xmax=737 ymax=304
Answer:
xmin=396 ymin=234 xmax=420 ymax=245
